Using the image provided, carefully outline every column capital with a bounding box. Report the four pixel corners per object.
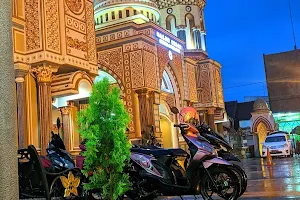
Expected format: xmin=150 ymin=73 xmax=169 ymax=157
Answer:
xmin=207 ymin=107 xmax=216 ymax=115
xmin=60 ymin=107 xmax=71 ymax=115
xmin=192 ymin=26 xmax=201 ymax=31
xmin=30 ymin=64 xmax=58 ymax=83
xmin=176 ymin=25 xmax=186 ymax=30
xmin=15 ymin=63 xmax=30 ymax=83
xmin=136 ymin=88 xmax=148 ymax=95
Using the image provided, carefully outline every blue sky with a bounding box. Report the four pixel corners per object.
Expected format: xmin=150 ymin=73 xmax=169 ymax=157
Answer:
xmin=205 ymin=0 xmax=300 ymax=102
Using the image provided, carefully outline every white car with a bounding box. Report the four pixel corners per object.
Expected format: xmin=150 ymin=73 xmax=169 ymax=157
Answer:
xmin=262 ymin=132 xmax=293 ymax=157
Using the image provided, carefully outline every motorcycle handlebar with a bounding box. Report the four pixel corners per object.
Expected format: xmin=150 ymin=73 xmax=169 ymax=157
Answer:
xmin=174 ymin=124 xmax=189 ymax=128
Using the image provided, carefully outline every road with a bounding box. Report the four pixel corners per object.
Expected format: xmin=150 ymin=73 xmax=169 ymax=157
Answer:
xmin=156 ymin=156 xmax=300 ymax=199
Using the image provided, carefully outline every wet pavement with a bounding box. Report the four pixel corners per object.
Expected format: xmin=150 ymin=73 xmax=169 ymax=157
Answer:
xmin=238 ymin=156 xmax=300 ymax=199
xmin=156 ymin=156 xmax=300 ymax=199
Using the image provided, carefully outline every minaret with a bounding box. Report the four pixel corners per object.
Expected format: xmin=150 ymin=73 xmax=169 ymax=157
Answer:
xmin=158 ymin=0 xmax=207 ymax=51
xmin=94 ymin=0 xmax=161 ymax=29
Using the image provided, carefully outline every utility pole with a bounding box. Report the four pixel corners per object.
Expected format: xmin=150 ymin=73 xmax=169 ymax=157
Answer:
xmin=0 ymin=0 xmax=19 ymax=199
xmin=288 ymin=0 xmax=297 ymax=50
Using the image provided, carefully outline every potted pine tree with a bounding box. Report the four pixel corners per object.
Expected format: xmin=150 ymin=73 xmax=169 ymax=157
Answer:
xmin=77 ymin=78 xmax=131 ymax=200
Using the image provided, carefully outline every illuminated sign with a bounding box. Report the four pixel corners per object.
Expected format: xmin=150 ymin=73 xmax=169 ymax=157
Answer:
xmin=155 ymin=31 xmax=182 ymax=53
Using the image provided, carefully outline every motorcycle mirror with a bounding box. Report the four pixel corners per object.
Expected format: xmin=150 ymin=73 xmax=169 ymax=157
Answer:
xmin=170 ymin=107 xmax=179 ymax=114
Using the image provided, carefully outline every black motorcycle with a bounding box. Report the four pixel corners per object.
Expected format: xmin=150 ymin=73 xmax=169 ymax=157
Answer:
xmin=40 ymin=132 xmax=85 ymax=199
xmin=126 ymin=121 xmax=241 ymax=200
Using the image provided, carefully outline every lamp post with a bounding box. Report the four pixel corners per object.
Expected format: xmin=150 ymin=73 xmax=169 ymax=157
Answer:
xmin=0 ymin=0 xmax=19 ymax=198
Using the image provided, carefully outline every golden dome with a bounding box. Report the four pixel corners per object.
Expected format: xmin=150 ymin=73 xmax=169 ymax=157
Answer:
xmin=253 ymin=98 xmax=269 ymax=111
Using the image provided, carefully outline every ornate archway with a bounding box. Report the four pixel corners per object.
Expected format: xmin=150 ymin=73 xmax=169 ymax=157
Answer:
xmin=252 ymin=116 xmax=273 ymax=133
xmin=252 ymin=117 xmax=273 ymax=157
xmin=160 ymin=63 xmax=183 ymax=109
xmin=97 ymin=66 xmax=125 ymax=96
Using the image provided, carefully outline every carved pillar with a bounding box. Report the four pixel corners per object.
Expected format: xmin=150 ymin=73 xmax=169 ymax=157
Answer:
xmin=200 ymin=31 xmax=206 ymax=51
xmin=60 ymin=106 xmax=71 ymax=151
xmin=208 ymin=108 xmax=216 ymax=131
xmin=15 ymin=69 xmax=28 ymax=149
xmin=137 ymin=89 xmax=150 ymax=133
xmin=31 ymin=65 xmax=57 ymax=155
xmin=150 ymin=91 xmax=162 ymax=139
xmin=0 ymin=0 xmax=19 ymax=197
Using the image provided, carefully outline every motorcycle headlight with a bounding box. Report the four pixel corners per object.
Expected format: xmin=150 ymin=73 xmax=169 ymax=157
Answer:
xmin=284 ymin=143 xmax=288 ymax=148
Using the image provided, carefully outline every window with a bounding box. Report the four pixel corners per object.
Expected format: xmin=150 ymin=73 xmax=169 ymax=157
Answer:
xmin=112 ymin=11 xmax=115 ymax=20
xmin=96 ymin=18 xmax=99 ymax=25
xmin=265 ymin=136 xmax=286 ymax=143
xmin=161 ymin=71 xmax=174 ymax=93
xmin=141 ymin=10 xmax=143 ymax=15
xmin=126 ymin=10 xmax=130 ymax=17
xmin=151 ymin=13 xmax=154 ymax=21
xmin=105 ymin=13 xmax=108 ymax=21
xmin=146 ymin=12 xmax=149 ymax=18
xmin=100 ymin=16 xmax=103 ymax=23
xmin=119 ymin=10 xmax=122 ymax=18
xmin=133 ymin=10 xmax=137 ymax=15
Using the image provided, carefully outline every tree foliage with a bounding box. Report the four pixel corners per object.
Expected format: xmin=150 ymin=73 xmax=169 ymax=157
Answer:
xmin=77 ymin=78 xmax=131 ymax=200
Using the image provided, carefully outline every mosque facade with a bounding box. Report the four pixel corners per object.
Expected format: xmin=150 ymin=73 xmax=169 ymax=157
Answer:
xmin=12 ymin=0 xmax=226 ymax=154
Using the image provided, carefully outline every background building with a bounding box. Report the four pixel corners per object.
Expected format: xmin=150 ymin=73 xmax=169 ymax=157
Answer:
xmin=225 ymin=98 xmax=276 ymax=157
xmin=264 ymin=49 xmax=300 ymax=143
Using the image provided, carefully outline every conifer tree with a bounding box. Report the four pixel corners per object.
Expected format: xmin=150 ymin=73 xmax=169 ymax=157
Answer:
xmin=77 ymin=78 xmax=131 ymax=200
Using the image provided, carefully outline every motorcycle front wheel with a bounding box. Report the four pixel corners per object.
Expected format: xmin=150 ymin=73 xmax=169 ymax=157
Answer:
xmin=198 ymin=165 xmax=241 ymax=200
xmin=228 ymin=164 xmax=247 ymax=197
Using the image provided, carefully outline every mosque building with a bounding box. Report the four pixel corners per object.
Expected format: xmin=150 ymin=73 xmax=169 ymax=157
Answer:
xmin=12 ymin=0 xmax=226 ymax=155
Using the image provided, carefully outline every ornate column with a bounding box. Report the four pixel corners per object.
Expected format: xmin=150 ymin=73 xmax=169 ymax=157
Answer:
xmin=31 ymin=65 xmax=57 ymax=155
xmin=149 ymin=91 xmax=162 ymax=140
xmin=200 ymin=31 xmax=206 ymax=51
xmin=136 ymin=89 xmax=150 ymax=133
xmin=192 ymin=27 xmax=202 ymax=50
xmin=15 ymin=66 xmax=29 ymax=149
xmin=0 ymin=0 xmax=19 ymax=197
xmin=176 ymin=25 xmax=187 ymax=48
xmin=60 ymin=106 xmax=71 ymax=151
xmin=207 ymin=108 xmax=216 ymax=131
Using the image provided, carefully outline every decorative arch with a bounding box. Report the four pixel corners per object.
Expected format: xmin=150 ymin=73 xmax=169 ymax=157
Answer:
xmin=166 ymin=14 xmax=177 ymax=35
xmin=185 ymin=13 xmax=195 ymax=49
xmin=159 ymin=100 xmax=172 ymax=117
xmin=161 ymin=63 xmax=183 ymax=109
xmin=51 ymin=71 xmax=94 ymax=97
xmin=72 ymin=71 xmax=94 ymax=91
xmin=252 ymin=116 xmax=273 ymax=133
xmin=97 ymin=65 xmax=125 ymax=96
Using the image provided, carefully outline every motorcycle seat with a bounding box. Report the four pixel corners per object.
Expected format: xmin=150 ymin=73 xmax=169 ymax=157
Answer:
xmin=131 ymin=148 xmax=171 ymax=157
xmin=166 ymin=148 xmax=188 ymax=157
xmin=131 ymin=148 xmax=188 ymax=157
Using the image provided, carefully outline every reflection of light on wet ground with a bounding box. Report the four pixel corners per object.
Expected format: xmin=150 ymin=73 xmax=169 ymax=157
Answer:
xmin=156 ymin=157 xmax=300 ymax=199
xmin=241 ymin=157 xmax=300 ymax=199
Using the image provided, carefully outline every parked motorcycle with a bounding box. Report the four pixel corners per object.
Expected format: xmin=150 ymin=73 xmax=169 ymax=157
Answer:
xmin=126 ymin=107 xmax=241 ymax=200
xmin=40 ymin=132 xmax=85 ymax=199
xmin=196 ymin=121 xmax=247 ymax=197
xmin=40 ymin=132 xmax=75 ymax=173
